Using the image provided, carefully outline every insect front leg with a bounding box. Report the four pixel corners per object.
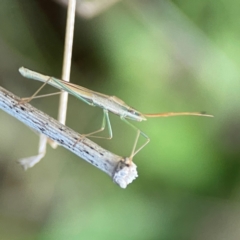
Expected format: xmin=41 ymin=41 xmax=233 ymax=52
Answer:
xmin=121 ymin=117 xmax=150 ymax=164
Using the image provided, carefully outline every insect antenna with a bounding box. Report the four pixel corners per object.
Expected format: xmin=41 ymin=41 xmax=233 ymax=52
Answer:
xmin=143 ymin=112 xmax=213 ymax=118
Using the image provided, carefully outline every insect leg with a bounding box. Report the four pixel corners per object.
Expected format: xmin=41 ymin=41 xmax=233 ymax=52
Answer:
xmin=85 ymin=109 xmax=112 ymax=139
xmin=121 ymin=117 xmax=150 ymax=163
xmin=20 ymin=77 xmax=61 ymax=103
xmin=73 ymin=109 xmax=113 ymax=146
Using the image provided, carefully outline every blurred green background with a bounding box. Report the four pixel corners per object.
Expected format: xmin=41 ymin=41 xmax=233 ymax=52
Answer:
xmin=0 ymin=0 xmax=240 ymax=239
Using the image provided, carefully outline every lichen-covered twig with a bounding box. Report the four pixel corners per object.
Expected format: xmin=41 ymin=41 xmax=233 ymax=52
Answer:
xmin=0 ymin=86 xmax=138 ymax=188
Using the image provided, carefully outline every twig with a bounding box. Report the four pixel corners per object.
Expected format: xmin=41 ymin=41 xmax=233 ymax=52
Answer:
xmin=54 ymin=0 xmax=121 ymax=19
xmin=51 ymin=0 xmax=76 ymax=149
xmin=0 ymin=86 xmax=138 ymax=188
xmin=58 ymin=0 xmax=76 ymax=124
xmin=22 ymin=0 xmax=76 ymax=164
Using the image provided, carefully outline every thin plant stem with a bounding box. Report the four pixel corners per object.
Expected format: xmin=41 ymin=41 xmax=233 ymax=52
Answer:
xmin=51 ymin=0 xmax=76 ymax=149
xmin=58 ymin=0 xmax=76 ymax=124
xmin=18 ymin=1 xmax=77 ymax=166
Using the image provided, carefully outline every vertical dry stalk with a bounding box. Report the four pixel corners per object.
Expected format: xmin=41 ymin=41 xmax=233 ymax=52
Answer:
xmin=51 ymin=0 xmax=76 ymax=149
xmin=19 ymin=0 xmax=77 ymax=167
xmin=58 ymin=0 xmax=76 ymax=124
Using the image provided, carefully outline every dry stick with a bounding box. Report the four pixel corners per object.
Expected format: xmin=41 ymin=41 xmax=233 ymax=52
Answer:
xmin=54 ymin=0 xmax=120 ymax=19
xmin=0 ymin=86 xmax=138 ymax=188
xmin=51 ymin=0 xmax=76 ymax=148
xmin=19 ymin=0 xmax=77 ymax=168
xmin=58 ymin=0 xmax=76 ymax=125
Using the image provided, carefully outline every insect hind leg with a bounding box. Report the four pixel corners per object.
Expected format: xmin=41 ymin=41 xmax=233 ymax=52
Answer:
xmin=20 ymin=77 xmax=61 ymax=104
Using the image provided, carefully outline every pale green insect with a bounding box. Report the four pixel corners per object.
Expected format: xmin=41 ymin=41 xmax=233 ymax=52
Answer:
xmin=19 ymin=67 xmax=213 ymax=162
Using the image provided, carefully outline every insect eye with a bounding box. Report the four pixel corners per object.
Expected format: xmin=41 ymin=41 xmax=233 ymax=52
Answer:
xmin=128 ymin=109 xmax=135 ymax=114
xmin=128 ymin=108 xmax=140 ymax=116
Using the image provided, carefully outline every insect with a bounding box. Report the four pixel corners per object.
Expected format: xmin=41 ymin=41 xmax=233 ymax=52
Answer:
xmin=19 ymin=67 xmax=213 ymax=163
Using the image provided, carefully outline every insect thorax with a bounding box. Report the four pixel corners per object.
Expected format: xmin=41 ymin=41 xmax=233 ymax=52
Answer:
xmin=92 ymin=94 xmax=127 ymax=116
